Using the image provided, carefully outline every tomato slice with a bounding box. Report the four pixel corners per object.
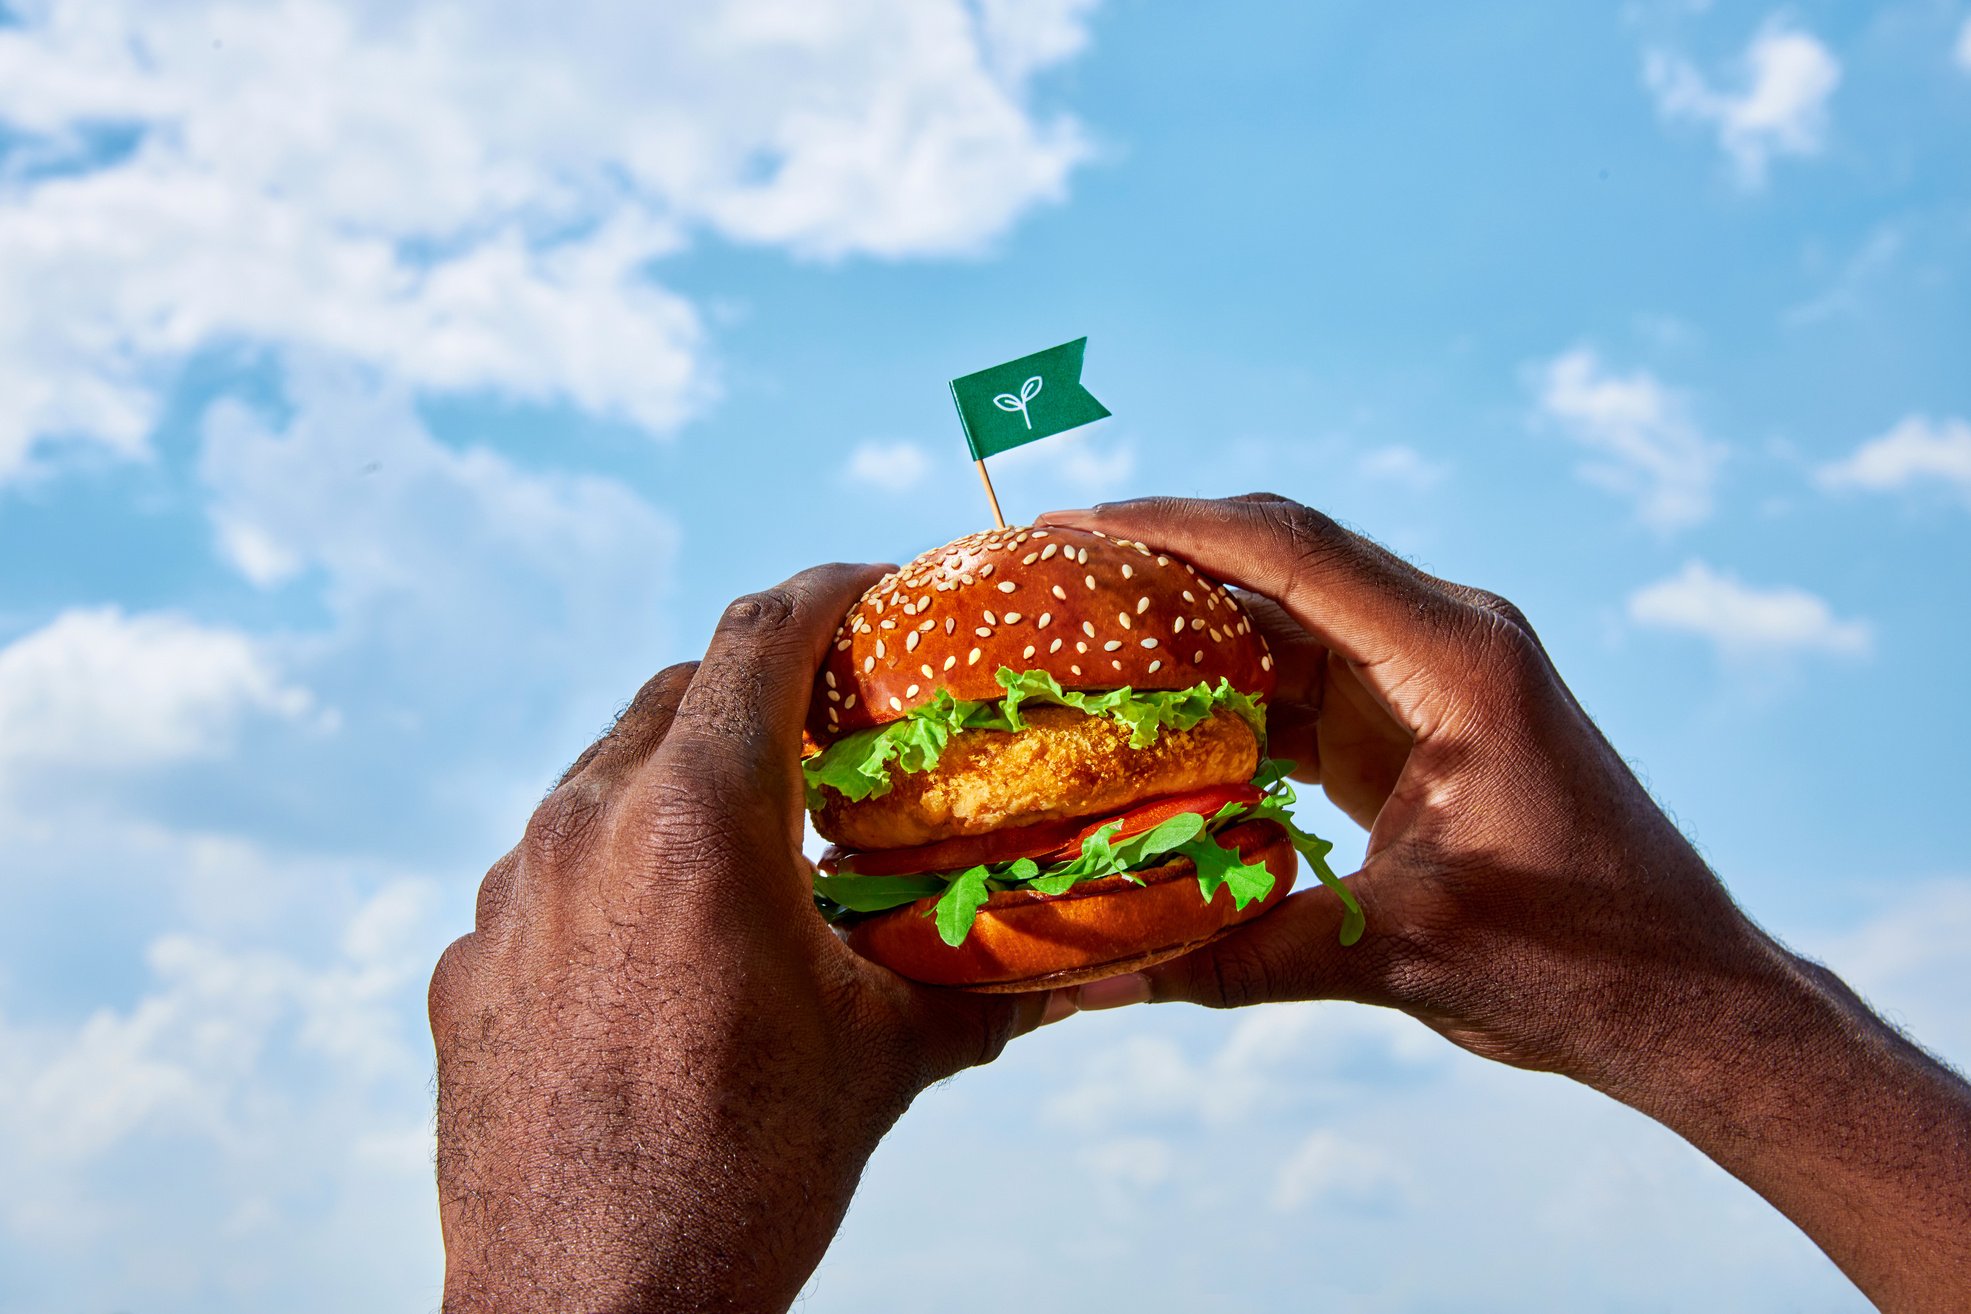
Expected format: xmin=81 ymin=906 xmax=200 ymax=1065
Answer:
xmin=824 ymin=783 xmax=1265 ymax=879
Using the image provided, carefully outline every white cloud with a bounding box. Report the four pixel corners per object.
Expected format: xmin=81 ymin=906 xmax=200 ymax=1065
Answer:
xmin=846 ymin=440 xmax=934 ymax=493
xmin=1816 ymin=415 xmax=1971 ymax=505
xmin=1531 ymin=348 xmax=1724 ymax=531
xmin=0 ymin=876 xmax=447 ymax=1304
xmin=1355 ymin=443 xmax=1449 ymax=490
xmin=0 ymin=0 xmax=1099 ymax=480
xmin=1645 ymin=18 xmax=1841 ymax=186
xmin=0 ymin=607 xmax=314 ymax=779
xmin=1271 ymin=1128 xmax=1408 ymax=1211
xmin=1628 ymin=560 xmax=1872 ymax=658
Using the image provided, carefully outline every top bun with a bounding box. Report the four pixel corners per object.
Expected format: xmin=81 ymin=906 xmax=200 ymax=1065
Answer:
xmin=809 ymin=525 xmax=1275 ymax=744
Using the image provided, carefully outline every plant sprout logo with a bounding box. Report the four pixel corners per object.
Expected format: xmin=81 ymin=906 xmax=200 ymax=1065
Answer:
xmin=993 ymin=375 xmax=1044 ymax=430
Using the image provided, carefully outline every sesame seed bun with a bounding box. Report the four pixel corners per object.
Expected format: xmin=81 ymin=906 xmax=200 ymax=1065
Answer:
xmin=808 ymin=525 xmax=1276 ymax=744
xmin=842 ymin=818 xmax=1296 ymax=991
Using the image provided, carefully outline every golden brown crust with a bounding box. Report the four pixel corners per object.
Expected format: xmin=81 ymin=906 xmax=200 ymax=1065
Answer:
xmin=812 ymin=705 xmax=1260 ymax=850
xmin=808 ymin=526 xmax=1274 ymax=742
xmin=842 ymin=819 xmax=1297 ymax=991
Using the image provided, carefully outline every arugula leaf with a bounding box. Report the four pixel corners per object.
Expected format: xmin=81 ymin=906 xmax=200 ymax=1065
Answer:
xmin=1181 ymin=833 xmax=1277 ymax=910
xmin=1241 ymin=778 xmax=1365 ymax=946
xmin=811 ymin=870 xmax=948 ymax=914
xmin=803 ymin=668 xmax=1267 ymax=804
xmin=934 ymin=867 xmax=993 ymax=947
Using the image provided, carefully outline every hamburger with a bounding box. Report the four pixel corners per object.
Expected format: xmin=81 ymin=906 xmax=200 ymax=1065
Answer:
xmin=803 ymin=525 xmax=1361 ymax=992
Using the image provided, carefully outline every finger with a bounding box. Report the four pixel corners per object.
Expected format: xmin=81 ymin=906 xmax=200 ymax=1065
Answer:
xmin=1133 ymin=880 xmax=1398 ymax=1010
xmin=1038 ymin=496 xmax=1491 ymax=737
xmin=558 ymin=662 xmax=699 ymax=788
xmin=648 ymin=562 xmax=890 ymax=808
xmin=894 ymin=984 xmax=1055 ymax=1087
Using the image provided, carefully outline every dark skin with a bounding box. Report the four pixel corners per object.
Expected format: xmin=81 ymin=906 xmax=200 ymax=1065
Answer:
xmin=432 ymin=494 xmax=1971 ymax=1312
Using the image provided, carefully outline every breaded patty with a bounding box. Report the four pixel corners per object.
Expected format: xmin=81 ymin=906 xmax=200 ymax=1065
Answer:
xmin=812 ymin=705 xmax=1260 ymax=851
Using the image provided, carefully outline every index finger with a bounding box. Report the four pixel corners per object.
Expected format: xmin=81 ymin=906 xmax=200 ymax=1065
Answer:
xmin=648 ymin=562 xmax=889 ymax=812
xmin=1038 ymin=496 xmax=1490 ymax=737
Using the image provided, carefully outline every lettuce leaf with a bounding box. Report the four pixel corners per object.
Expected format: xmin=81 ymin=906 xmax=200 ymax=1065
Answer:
xmin=804 ymin=667 xmax=1266 ymax=805
xmin=812 ymin=756 xmax=1363 ymax=949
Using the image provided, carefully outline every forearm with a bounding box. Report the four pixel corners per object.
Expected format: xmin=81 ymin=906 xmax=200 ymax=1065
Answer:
xmin=437 ymin=1086 xmax=865 ymax=1313
xmin=1608 ymin=932 xmax=1971 ymax=1310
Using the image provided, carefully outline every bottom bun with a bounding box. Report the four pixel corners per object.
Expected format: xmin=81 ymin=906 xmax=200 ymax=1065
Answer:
xmin=844 ymin=819 xmax=1296 ymax=992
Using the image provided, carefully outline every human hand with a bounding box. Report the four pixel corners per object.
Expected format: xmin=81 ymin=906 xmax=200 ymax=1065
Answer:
xmin=1040 ymin=493 xmax=1763 ymax=1087
xmin=428 ymin=564 xmax=1053 ymax=1312
xmin=1040 ymin=495 xmax=1971 ymax=1311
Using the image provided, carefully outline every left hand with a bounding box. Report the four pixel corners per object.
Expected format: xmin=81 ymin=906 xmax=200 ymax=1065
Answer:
xmin=429 ymin=563 xmax=1054 ymax=1312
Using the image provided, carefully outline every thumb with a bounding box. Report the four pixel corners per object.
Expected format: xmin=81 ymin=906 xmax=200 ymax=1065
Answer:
xmin=891 ymin=982 xmax=1058 ymax=1086
xmin=1135 ymin=882 xmax=1393 ymax=1009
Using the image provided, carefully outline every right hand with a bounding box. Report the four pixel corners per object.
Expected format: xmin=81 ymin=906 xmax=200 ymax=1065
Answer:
xmin=1042 ymin=494 xmax=1971 ymax=1311
xmin=1038 ymin=493 xmax=1775 ymax=1091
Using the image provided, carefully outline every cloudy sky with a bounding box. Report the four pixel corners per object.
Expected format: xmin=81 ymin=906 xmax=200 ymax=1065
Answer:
xmin=1 ymin=0 xmax=1967 ymax=1309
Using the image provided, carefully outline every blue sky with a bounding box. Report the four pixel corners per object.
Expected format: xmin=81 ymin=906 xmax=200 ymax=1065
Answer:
xmin=1 ymin=1 xmax=1967 ymax=1309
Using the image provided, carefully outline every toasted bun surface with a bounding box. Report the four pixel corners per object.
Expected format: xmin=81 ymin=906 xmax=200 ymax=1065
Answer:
xmin=843 ymin=819 xmax=1296 ymax=991
xmin=809 ymin=526 xmax=1274 ymax=744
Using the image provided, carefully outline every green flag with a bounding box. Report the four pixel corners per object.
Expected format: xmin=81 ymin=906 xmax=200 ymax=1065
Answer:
xmin=949 ymin=337 xmax=1110 ymax=460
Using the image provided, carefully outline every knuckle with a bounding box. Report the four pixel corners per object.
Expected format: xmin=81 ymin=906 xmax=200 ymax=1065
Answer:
xmin=1200 ymin=937 xmax=1277 ymax=1010
xmin=721 ymin=587 xmax=800 ymax=632
xmin=428 ymin=934 xmax=479 ymax=1030
xmin=520 ymin=776 xmax=611 ymax=871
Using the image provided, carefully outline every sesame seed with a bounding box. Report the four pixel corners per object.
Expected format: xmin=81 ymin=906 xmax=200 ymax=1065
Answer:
xmin=984 ymin=610 xmax=997 ymax=626
xmin=906 ymin=684 xmax=920 ymax=698
xmin=968 ymin=647 xmax=982 ymax=665
xmin=889 ymin=696 xmax=903 ymax=711
xmin=1182 ymin=590 xmax=1196 ymax=603
xmin=919 ymin=619 xmax=934 ymax=632
xmin=1071 ymin=664 xmax=1082 ymax=675
xmin=901 ymin=602 xmax=915 ymax=617
xmin=1037 ymin=613 xmax=1052 ymax=629
xmin=945 ymin=618 xmax=956 ymax=635
xmin=1260 ymin=655 xmax=1273 ymax=671
xmin=1023 ymin=644 xmax=1036 ymax=659
xmin=1209 ymin=628 xmax=1223 ymax=642
xmin=943 ymin=655 xmax=957 ymax=671
xmin=1149 ymin=660 xmax=1163 ymax=673
xmin=828 ymin=708 xmax=839 ymax=724
xmin=1032 ymin=531 xmax=1050 ymax=539
xmin=906 ymin=631 xmax=920 ymax=652
xmin=1082 ymin=620 xmax=1096 ymax=637
xmin=1122 ymin=563 xmax=1134 ymax=579
xmin=1119 ymin=613 xmax=1132 ymax=630
xmin=1172 ymin=618 xmax=1185 ymax=635
xmin=1076 ymin=641 xmax=1088 ymax=653
xmin=1084 ymin=575 xmax=1097 ymax=590
xmin=880 ymin=619 xmax=895 ymax=630
xmin=836 ymin=640 xmax=850 ymax=651
xmin=1136 ymin=596 xmax=1150 ymax=615
xmin=1022 ymin=552 xmax=1039 ymax=565
xmin=1078 ymin=548 xmax=1091 ymax=564
xmin=1041 ymin=544 xmax=1059 ymax=560
xmin=960 ymin=574 xmax=975 ymax=586
xmin=1004 ymin=611 xmax=1022 ymax=624
xmin=921 ymin=664 xmax=935 ymax=679
xmin=996 ymin=581 xmax=1017 ymax=594
xmin=844 ymin=694 xmax=857 ymax=710
xmin=864 ymin=657 xmax=875 ymax=673
xmin=918 ymin=595 xmax=930 ymax=610
xmin=825 ymin=671 xmax=837 ymax=688
xmin=827 ymin=689 xmax=841 ymax=702
xmin=1052 ymin=585 xmax=1068 ymax=601
xmin=1141 ymin=638 xmax=1159 ymax=649
xmin=975 ymin=626 xmax=993 ymax=638
xmin=1049 ymin=638 xmax=1063 ymax=653
xmin=1157 ymin=556 xmax=1170 ymax=566
xmin=1103 ymin=640 xmax=1122 ymax=651
xmin=1193 ymin=649 xmax=1205 ymax=663
xmin=979 ymin=563 xmax=995 ymax=578
xmin=875 ymin=639 xmax=886 ymax=657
